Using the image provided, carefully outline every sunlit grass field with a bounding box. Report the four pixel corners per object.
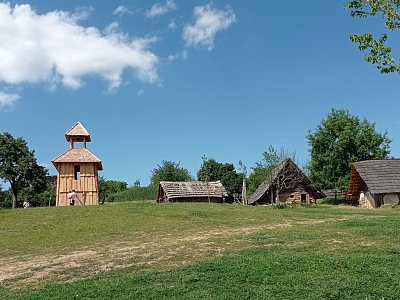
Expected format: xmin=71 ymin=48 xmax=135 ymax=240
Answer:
xmin=1 ymin=202 xmax=399 ymax=299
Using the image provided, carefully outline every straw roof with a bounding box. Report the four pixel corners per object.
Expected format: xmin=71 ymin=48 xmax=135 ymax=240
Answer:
xmin=248 ymin=158 xmax=325 ymax=204
xmin=350 ymin=159 xmax=400 ymax=195
xmin=65 ymin=122 xmax=91 ymax=142
xmin=159 ymin=181 xmax=228 ymax=199
xmin=52 ymin=148 xmax=103 ymax=170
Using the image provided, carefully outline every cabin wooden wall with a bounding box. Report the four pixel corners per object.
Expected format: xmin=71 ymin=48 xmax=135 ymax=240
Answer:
xmin=279 ymin=191 xmax=315 ymax=204
xmin=55 ymin=163 xmax=99 ymax=206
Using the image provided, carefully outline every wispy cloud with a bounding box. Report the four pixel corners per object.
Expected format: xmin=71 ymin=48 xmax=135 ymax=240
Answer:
xmin=167 ymin=19 xmax=177 ymax=31
xmin=113 ymin=5 xmax=133 ymax=16
xmin=145 ymin=0 xmax=176 ymax=18
xmin=0 ymin=3 xmax=159 ymax=93
xmin=0 ymin=92 xmax=20 ymax=108
xmin=183 ymin=4 xmax=236 ymax=51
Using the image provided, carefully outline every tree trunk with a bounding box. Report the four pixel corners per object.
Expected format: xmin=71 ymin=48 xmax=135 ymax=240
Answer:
xmin=11 ymin=191 xmax=17 ymax=209
xmin=11 ymin=182 xmax=18 ymax=209
xmin=275 ymin=188 xmax=280 ymax=205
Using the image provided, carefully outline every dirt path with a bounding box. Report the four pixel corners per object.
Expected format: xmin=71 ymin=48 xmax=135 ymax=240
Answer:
xmin=0 ymin=218 xmax=339 ymax=288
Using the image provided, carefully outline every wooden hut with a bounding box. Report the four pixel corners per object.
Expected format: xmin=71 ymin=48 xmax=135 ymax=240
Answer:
xmin=157 ymin=181 xmax=228 ymax=203
xmin=52 ymin=122 xmax=103 ymax=206
xmin=347 ymin=159 xmax=400 ymax=208
xmin=248 ymin=158 xmax=325 ymax=205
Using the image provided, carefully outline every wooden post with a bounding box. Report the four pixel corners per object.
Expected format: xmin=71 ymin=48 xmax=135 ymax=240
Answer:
xmin=242 ymin=177 xmax=247 ymax=205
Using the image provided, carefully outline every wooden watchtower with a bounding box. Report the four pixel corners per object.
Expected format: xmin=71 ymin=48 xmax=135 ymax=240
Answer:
xmin=52 ymin=122 xmax=103 ymax=206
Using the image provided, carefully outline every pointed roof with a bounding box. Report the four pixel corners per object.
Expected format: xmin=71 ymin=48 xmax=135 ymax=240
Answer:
xmin=65 ymin=122 xmax=91 ymax=142
xmin=52 ymin=148 xmax=103 ymax=170
xmin=248 ymin=158 xmax=325 ymax=204
xmin=348 ymin=159 xmax=400 ymax=197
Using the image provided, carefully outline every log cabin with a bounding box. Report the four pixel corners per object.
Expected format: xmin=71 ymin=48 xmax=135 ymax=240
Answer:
xmin=248 ymin=158 xmax=325 ymax=205
xmin=157 ymin=181 xmax=228 ymax=203
xmin=347 ymin=159 xmax=400 ymax=208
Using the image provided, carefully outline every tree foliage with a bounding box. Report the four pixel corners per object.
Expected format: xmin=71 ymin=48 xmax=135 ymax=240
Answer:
xmin=0 ymin=133 xmax=47 ymax=208
xmin=247 ymin=146 xmax=296 ymax=196
xmin=307 ymin=109 xmax=391 ymax=190
xmin=98 ymin=176 xmax=128 ymax=203
xmin=197 ymin=158 xmax=243 ymax=196
xmin=0 ymin=184 xmax=11 ymax=208
xmin=150 ymin=160 xmax=192 ymax=187
xmin=346 ymin=0 xmax=400 ymax=74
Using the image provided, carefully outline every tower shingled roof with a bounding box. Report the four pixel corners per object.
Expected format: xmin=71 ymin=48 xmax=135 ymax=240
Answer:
xmin=65 ymin=122 xmax=91 ymax=142
xmin=52 ymin=148 xmax=103 ymax=170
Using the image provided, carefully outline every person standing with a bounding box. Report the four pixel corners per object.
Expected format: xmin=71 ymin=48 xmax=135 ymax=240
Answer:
xmin=68 ymin=189 xmax=77 ymax=206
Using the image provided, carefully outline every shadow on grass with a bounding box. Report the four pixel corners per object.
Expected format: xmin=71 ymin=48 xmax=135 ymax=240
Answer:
xmin=318 ymin=197 xmax=358 ymax=206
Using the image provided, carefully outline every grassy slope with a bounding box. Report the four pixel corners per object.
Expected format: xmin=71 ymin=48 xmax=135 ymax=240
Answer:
xmin=0 ymin=203 xmax=400 ymax=299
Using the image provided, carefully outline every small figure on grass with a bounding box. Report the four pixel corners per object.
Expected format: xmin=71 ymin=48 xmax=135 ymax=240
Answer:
xmin=68 ymin=189 xmax=78 ymax=206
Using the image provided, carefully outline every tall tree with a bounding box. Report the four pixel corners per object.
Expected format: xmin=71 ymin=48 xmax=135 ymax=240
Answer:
xmin=307 ymin=109 xmax=391 ymax=190
xmin=346 ymin=0 xmax=400 ymax=74
xmin=0 ymin=133 xmax=47 ymax=208
xmin=197 ymin=157 xmax=243 ymax=197
xmin=150 ymin=160 xmax=192 ymax=186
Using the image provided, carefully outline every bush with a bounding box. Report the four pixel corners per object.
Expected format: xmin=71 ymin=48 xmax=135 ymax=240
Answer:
xmin=0 ymin=190 xmax=11 ymax=208
xmin=318 ymin=197 xmax=358 ymax=206
xmin=110 ymin=185 xmax=157 ymax=202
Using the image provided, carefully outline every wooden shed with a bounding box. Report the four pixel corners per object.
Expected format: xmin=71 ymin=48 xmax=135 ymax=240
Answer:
xmin=52 ymin=122 xmax=103 ymax=206
xmin=347 ymin=159 xmax=400 ymax=208
xmin=157 ymin=181 xmax=228 ymax=203
xmin=248 ymin=158 xmax=325 ymax=205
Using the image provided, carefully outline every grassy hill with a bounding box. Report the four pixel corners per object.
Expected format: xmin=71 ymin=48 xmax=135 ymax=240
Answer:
xmin=1 ymin=202 xmax=399 ymax=299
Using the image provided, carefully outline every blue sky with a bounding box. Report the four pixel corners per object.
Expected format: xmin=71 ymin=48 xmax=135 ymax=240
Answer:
xmin=0 ymin=0 xmax=399 ymax=186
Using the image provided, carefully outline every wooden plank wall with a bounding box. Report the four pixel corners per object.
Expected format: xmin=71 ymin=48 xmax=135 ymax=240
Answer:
xmin=279 ymin=191 xmax=315 ymax=204
xmin=56 ymin=163 xmax=100 ymax=206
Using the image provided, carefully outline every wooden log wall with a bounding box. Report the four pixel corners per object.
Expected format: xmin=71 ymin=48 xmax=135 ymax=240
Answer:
xmin=279 ymin=191 xmax=315 ymax=204
xmin=56 ymin=163 xmax=99 ymax=206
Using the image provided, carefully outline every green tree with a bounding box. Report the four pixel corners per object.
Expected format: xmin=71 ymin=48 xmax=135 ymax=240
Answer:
xmin=247 ymin=146 xmax=296 ymax=196
xmin=346 ymin=0 xmax=400 ymax=74
xmin=150 ymin=161 xmax=192 ymax=187
xmin=98 ymin=176 xmax=128 ymax=203
xmin=0 ymin=184 xmax=11 ymax=208
xmin=307 ymin=109 xmax=391 ymax=190
xmin=197 ymin=157 xmax=243 ymax=196
xmin=0 ymin=133 xmax=47 ymax=208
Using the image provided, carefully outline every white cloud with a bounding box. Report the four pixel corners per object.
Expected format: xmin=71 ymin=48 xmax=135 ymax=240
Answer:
xmin=73 ymin=6 xmax=94 ymax=21
xmin=0 ymin=3 xmax=158 ymax=91
xmin=182 ymin=49 xmax=188 ymax=60
xmin=145 ymin=0 xmax=176 ymax=18
xmin=0 ymin=92 xmax=20 ymax=108
xmin=167 ymin=19 xmax=177 ymax=31
xmin=183 ymin=4 xmax=236 ymax=51
xmin=113 ymin=5 xmax=133 ymax=16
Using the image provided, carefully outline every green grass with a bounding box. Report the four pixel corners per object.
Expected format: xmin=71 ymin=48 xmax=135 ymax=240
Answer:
xmin=1 ymin=202 xmax=400 ymax=299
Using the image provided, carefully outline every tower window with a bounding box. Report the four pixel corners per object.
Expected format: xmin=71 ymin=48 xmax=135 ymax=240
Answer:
xmin=74 ymin=165 xmax=81 ymax=180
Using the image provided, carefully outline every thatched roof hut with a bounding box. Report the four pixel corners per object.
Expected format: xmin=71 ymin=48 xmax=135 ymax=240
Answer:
xmin=157 ymin=181 xmax=228 ymax=203
xmin=347 ymin=159 xmax=400 ymax=208
xmin=248 ymin=158 xmax=325 ymax=205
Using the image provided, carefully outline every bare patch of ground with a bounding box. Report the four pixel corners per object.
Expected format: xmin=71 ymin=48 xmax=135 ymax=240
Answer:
xmin=0 ymin=216 xmax=365 ymax=288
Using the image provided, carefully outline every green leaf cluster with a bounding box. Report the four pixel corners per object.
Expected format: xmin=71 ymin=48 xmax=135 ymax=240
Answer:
xmin=307 ymin=108 xmax=391 ymax=190
xmin=150 ymin=160 xmax=193 ymax=187
xmin=98 ymin=177 xmax=128 ymax=202
xmin=0 ymin=132 xmax=47 ymax=208
xmin=197 ymin=158 xmax=243 ymax=196
xmin=346 ymin=0 xmax=400 ymax=73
